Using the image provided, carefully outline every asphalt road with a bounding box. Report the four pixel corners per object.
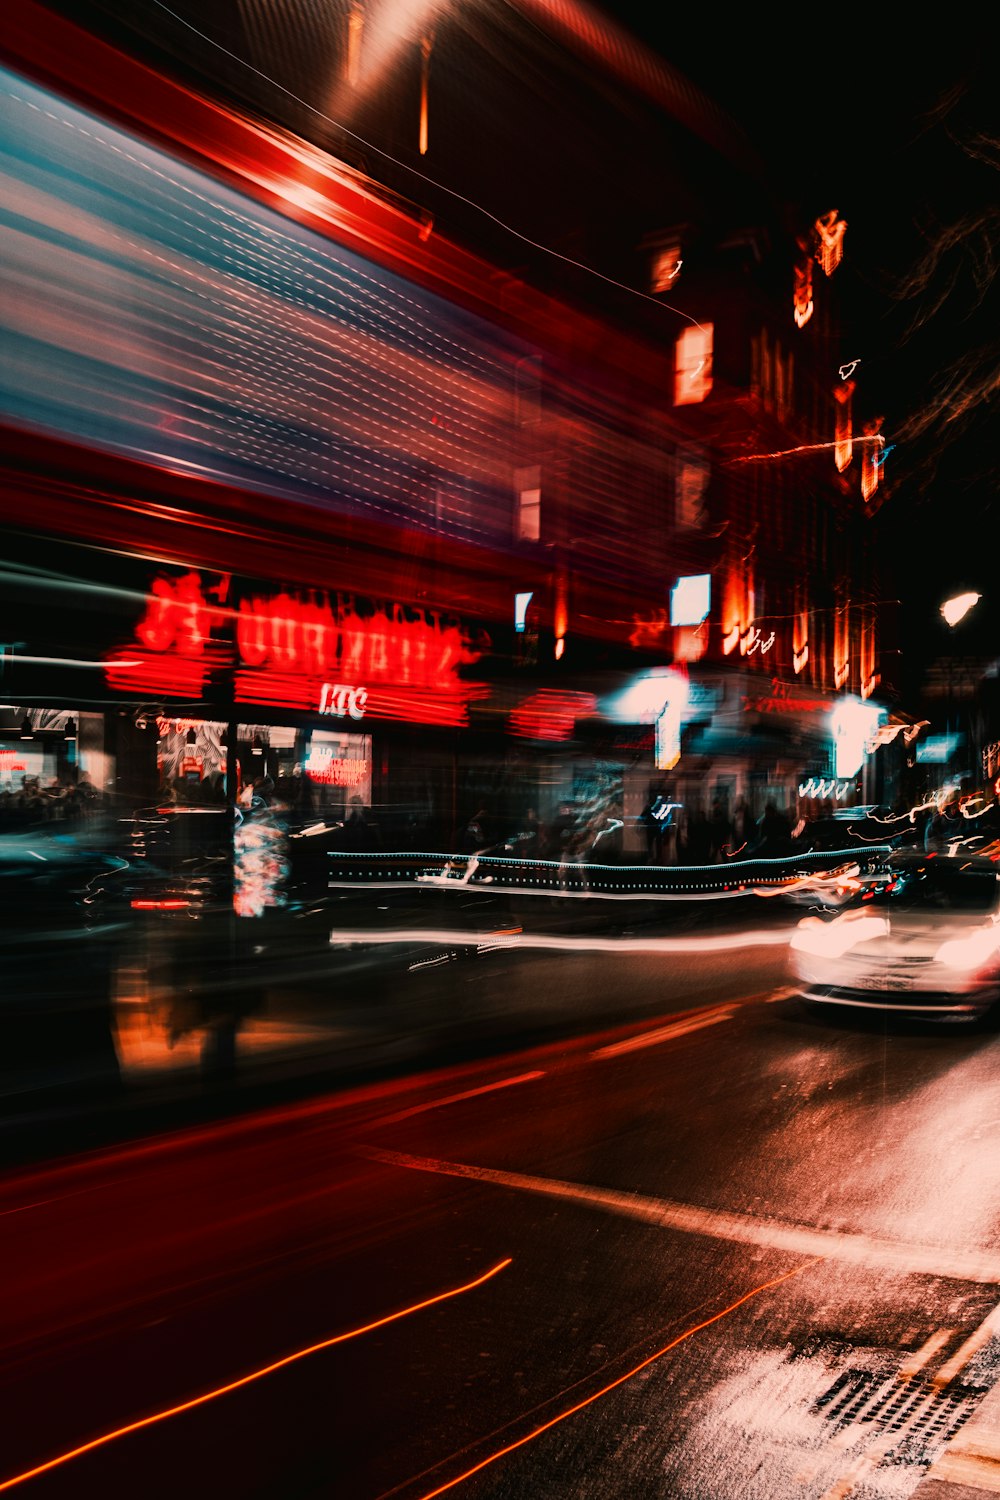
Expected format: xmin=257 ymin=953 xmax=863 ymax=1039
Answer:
xmin=5 ymin=934 xmax=1000 ymax=1499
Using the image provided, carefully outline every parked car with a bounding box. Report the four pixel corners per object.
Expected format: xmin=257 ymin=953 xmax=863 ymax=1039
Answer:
xmin=789 ymin=850 xmax=1000 ymax=1022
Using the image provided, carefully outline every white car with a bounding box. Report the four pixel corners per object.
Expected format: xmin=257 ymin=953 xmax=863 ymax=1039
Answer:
xmin=790 ymin=851 xmax=1000 ymax=1022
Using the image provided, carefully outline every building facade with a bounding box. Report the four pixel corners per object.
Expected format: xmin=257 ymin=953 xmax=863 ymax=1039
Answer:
xmin=1 ymin=2 xmax=903 ymax=867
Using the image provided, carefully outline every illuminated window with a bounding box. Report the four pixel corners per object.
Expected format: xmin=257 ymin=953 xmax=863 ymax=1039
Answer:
xmin=674 ymin=324 xmax=713 ymax=406
xmin=814 ymin=210 xmax=847 ymax=276
xmin=670 ymin=574 xmax=711 ymax=626
xmin=834 ymin=381 xmax=854 ymax=472
xmin=651 ymin=243 xmax=683 ymax=293
xmin=860 ymin=421 xmax=883 ymax=504
xmin=345 ymin=2 xmax=364 ymax=85
xmin=419 ymin=33 xmax=433 ymax=156
xmin=793 ymin=255 xmax=814 ymax=329
xmin=515 ymin=465 xmax=541 ymax=541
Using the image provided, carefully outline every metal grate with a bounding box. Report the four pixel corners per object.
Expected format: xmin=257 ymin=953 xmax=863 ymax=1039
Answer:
xmin=813 ymin=1369 xmax=984 ymax=1467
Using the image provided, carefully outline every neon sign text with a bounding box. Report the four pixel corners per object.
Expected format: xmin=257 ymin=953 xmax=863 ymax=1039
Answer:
xmin=107 ymin=571 xmax=488 ymax=726
xmin=319 ymin=683 xmax=368 ymax=719
xmin=798 ymin=778 xmax=854 ymax=802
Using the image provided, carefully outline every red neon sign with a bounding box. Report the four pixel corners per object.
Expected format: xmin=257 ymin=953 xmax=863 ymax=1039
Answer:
xmin=508 ymin=690 xmax=597 ymax=742
xmin=106 ymin=572 xmax=489 ymax=726
xmin=305 ymin=758 xmax=370 ymax=787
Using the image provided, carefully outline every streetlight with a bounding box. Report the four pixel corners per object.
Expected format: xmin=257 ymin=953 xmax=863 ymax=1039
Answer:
xmin=940 ymin=591 xmax=981 ymax=627
xmin=934 ymin=592 xmax=985 ymax=796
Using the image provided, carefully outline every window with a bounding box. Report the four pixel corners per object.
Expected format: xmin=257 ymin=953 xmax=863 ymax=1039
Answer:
xmin=834 ymin=380 xmax=853 ymax=472
xmin=650 ymin=243 xmax=683 ymax=293
xmin=516 ymin=357 xmax=542 ymax=427
xmin=674 ymin=445 xmax=710 ymax=529
xmin=674 ymin=323 xmax=713 ymax=406
xmin=515 ymin=465 xmax=541 ymax=541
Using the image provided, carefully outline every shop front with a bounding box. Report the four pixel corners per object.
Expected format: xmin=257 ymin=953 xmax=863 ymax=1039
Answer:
xmin=0 ymin=532 xmax=497 ymax=865
xmin=580 ymin=661 xmax=902 ymax=861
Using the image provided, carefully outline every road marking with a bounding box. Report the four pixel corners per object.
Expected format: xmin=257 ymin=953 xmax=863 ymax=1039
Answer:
xmin=360 ymin=1148 xmax=1000 ymax=1285
xmin=934 ymin=1299 xmax=1000 ymax=1386
xmin=923 ymin=1447 xmax=1000 ymax=1493
xmin=374 ymin=1072 xmax=546 ymax=1126
xmin=592 ymin=1004 xmax=737 ymax=1058
xmin=898 ymin=1327 xmax=955 ymax=1381
xmin=819 ymin=1433 xmax=898 ymax=1500
xmin=764 ymin=983 xmax=800 ymax=1003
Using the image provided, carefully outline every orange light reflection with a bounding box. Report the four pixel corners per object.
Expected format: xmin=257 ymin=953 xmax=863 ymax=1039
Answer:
xmin=0 ymin=1259 xmax=512 ymax=1494
xmin=414 ymin=1258 xmax=820 ymax=1499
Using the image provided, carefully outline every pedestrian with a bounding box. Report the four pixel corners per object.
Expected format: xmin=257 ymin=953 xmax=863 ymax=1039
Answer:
xmin=754 ymin=800 xmax=793 ymax=857
xmin=460 ymin=808 xmax=488 ymax=854
xmin=683 ymin=806 xmax=714 ymax=864
xmin=343 ymin=793 xmax=376 ymax=850
xmin=708 ymin=798 xmax=733 ymax=861
xmin=641 ymin=786 xmax=669 ymax=864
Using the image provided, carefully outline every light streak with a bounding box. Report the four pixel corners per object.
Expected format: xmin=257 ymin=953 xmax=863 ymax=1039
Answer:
xmin=725 ymin=435 xmax=886 ymax=465
xmin=591 ymin=1003 xmax=736 ymax=1057
xmin=0 ymin=654 xmax=143 ymax=668
xmin=409 ymin=1260 xmax=819 ymax=1499
xmin=132 ymin=2 xmax=713 ymax=335
xmin=331 ymin=926 xmax=793 ymax=954
xmin=839 ymin=360 xmax=860 ymax=380
xmin=375 ymin=1072 xmax=545 ymax=1127
xmin=0 ymin=1259 xmax=511 ymax=1493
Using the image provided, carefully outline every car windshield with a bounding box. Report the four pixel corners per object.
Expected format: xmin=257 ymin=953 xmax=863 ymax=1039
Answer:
xmin=857 ymin=862 xmax=998 ymax=916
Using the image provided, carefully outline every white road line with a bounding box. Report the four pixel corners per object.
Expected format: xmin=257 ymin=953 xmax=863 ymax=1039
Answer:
xmin=934 ymin=1300 xmax=1000 ymax=1386
xmin=373 ymin=1071 xmax=546 ymax=1127
xmin=819 ymin=1433 xmax=898 ymax=1500
xmin=592 ymin=1005 xmax=737 ymax=1058
xmin=898 ymin=1326 xmax=955 ymax=1381
xmin=359 ymin=1148 xmax=1000 ymax=1286
xmin=923 ymin=1447 xmax=1000 ymax=1493
xmin=764 ymin=983 xmax=801 ymax=1004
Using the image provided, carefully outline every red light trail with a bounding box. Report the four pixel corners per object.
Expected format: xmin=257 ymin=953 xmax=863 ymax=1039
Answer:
xmin=409 ymin=1259 xmax=820 ymax=1499
xmin=0 ymin=1258 xmax=512 ymax=1493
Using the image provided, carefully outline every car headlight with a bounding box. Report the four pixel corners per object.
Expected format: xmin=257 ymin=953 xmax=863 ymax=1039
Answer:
xmin=935 ymin=931 xmax=1000 ymax=972
xmin=791 ymin=915 xmax=887 ymax=958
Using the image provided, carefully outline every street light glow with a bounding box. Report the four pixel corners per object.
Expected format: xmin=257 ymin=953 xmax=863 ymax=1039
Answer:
xmin=941 ymin=592 xmax=981 ymax=627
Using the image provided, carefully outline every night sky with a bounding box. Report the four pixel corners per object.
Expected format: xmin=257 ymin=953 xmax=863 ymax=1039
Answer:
xmin=601 ymin=12 xmax=997 ymax=702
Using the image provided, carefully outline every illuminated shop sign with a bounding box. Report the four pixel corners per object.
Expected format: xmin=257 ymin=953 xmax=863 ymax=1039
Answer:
xmin=916 ymin=733 xmax=963 ymax=765
xmin=304 ymin=753 xmax=370 ymax=786
xmin=670 ymin=574 xmax=711 ymax=627
xmin=318 ymin=683 xmax=368 ymax=719
xmin=797 ymin=778 xmax=855 ymax=802
xmin=743 ymin=679 xmax=829 ymax=715
xmin=830 ymin=696 xmax=885 ymax=779
xmin=105 ymin=570 xmax=489 ymax=726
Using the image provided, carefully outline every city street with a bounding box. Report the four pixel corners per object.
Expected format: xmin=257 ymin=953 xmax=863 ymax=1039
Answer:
xmin=3 ymin=936 xmax=1000 ymax=1499
xmin=0 ymin=6 xmax=995 ymax=1496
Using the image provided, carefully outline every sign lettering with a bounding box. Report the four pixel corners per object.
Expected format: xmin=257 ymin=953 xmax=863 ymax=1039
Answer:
xmin=318 ymin=683 xmax=368 ymax=719
xmin=106 ymin=571 xmax=489 ymax=725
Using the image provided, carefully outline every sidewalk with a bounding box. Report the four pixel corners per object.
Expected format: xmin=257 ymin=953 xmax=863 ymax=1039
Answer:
xmin=913 ymin=1380 xmax=1000 ymax=1497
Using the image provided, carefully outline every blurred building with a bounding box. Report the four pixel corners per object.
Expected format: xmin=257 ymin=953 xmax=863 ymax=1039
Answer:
xmin=0 ymin=0 xmax=908 ymax=857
